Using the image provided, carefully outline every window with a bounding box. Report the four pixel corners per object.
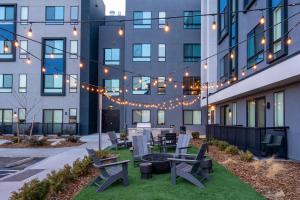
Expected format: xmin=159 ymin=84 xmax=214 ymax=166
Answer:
xmin=18 ymin=108 xmax=26 ymax=122
xmin=46 ymin=6 xmax=64 ymax=24
xmin=70 ymin=6 xmax=79 ymax=24
xmin=157 ymin=77 xmax=166 ymax=95
xmin=183 ymin=110 xmax=201 ymax=125
xmin=133 ymin=11 xmax=151 ymax=29
xmin=19 ymin=40 xmax=28 ymax=59
xmin=184 ymin=44 xmax=200 ymax=62
xmin=19 ymin=74 xmax=27 ymax=93
xmin=69 ymin=74 xmax=77 ymax=93
xmin=244 ymin=0 xmax=256 ymax=9
xmin=247 ymin=98 xmax=266 ymax=127
xmin=247 ymin=24 xmax=264 ymax=67
xmin=274 ymin=92 xmax=284 ymax=127
xmin=69 ymin=108 xmax=77 ymax=123
xmin=133 ymin=44 xmax=151 ymax=62
xmin=70 ymin=40 xmax=78 ymax=59
xmin=232 ymin=103 xmax=237 ymax=125
xmin=104 ymin=48 xmax=120 ymax=65
xmin=133 ymin=77 xmax=150 ymax=95
xmin=42 ymin=39 xmax=65 ymax=95
xmin=133 ymin=110 xmax=150 ymax=124
xmin=158 ymin=44 xmax=166 ymax=62
xmin=267 ymin=0 xmax=287 ymax=60
xmin=0 ymin=5 xmax=16 ymax=60
xmin=220 ymin=105 xmax=231 ymax=125
xmin=183 ymin=76 xmax=200 ymax=95
xmin=159 ymin=12 xmax=166 ymax=28
xmin=0 ymin=74 xmax=12 ymax=92
xmin=20 ymin=7 xmax=29 ymax=24
xmin=247 ymin=100 xmax=256 ymax=127
xmin=219 ymin=53 xmax=229 ymax=81
xmin=0 ymin=109 xmax=13 ymax=123
xmin=157 ymin=110 xmax=165 ymax=125
xmin=104 ymin=79 xmax=120 ymax=96
xmin=184 ymin=11 xmax=201 ymax=29
xmin=43 ymin=110 xmax=63 ymax=124
xmin=218 ymin=0 xmax=229 ymax=41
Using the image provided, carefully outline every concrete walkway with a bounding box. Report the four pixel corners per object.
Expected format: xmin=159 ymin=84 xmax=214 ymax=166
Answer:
xmin=0 ymin=133 xmax=111 ymax=200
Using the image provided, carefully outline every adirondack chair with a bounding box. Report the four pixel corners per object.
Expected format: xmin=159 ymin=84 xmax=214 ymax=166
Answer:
xmin=86 ymin=148 xmax=118 ymax=165
xmin=174 ymin=134 xmax=191 ymax=157
xmin=168 ymin=143 xmax=210 ymax=188
xmin=107 ymin=131 xmax=127 ymax=150
xmin=160 ymin=133 xmax=177 ymax=153
xmin=143 ymin=129 xmax=152 ymax=145
xmin=131 ymin=134 xmax=151 ymax=167
xmin=86 ymin=148 xmax=130 ymax=192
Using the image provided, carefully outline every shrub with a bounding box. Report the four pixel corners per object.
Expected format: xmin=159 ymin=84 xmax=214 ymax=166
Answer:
xmin=66 ymin=135 xmax=80 ymax=143
xmin=11 ymin=137 xmax=19 ymax=144
xmin=10 ymin=179 xmax=49 ymax=200
xmin=94 ymin=150 xmax=111 ymax=159
xmin=217 ymin=141 xmax=229 ymax=151
xmin=47 ymin=165 xmax=73 ymax=193
xmin=71 ymin=156 xmax=92 ymax=179
xmin=191 ymin=132 xmax=200 ymax=139
xmin=120 ymin=133 xmax=128 ymax=140
xmin=224 ymin=145 xmax=239 ymax=155
xmin=27 ymin=136 xmax=47 ymax=146
xmin=240 ymin=150 xmax=254 ymax=162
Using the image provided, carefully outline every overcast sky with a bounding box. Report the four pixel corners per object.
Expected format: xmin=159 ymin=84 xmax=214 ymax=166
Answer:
xmin=103 ymin=0 xmax=126 ymax=15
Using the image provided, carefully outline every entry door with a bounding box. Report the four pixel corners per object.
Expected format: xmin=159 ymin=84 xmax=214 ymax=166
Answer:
xmin=43 ymin=110 xmax=63 ymax=134
xmin=102 ymin=109 xmax=120 ymax=133
xmin=256 ymin=98 xmax=266 ymax=127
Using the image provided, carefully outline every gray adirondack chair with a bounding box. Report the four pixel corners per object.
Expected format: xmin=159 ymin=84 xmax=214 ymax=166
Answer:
xmin=108 ymin=131 xmax=127 ymax=150
xmin=168 ymin=143 xmax=210 ymax=188
xmin=86 ymin=148 xmax=130 ymax=192
xmin=131 ymin=134 xmax=150 ymax=167
xmin=174 ymin=134 xmax=191 ymax=157
xmin=86 ymin=148 xmax=118 ymax=165
xmin=143 ymin=129 xmax=152 ymax=145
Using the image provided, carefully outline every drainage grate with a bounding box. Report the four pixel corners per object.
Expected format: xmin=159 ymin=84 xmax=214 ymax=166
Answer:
xmin=1 ymin=169 xmax=44 ymax=182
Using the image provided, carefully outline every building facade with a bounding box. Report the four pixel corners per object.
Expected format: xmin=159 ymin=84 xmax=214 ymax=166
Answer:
xmin=201 ymin=0 xmax=300 ymax=161
xmin=0 ymin=0 xmax=105 ymax=135
xmin=99 ymin=0 xmax=202 ymax=134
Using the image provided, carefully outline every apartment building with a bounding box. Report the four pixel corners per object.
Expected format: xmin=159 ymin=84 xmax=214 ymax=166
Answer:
xmin=98 ymin=0 xmax=202 ymax=134
xmin=0 ymin=0 xmax=105 ymax=135
xmin=201 ymin=0 xmax=300 ymax=161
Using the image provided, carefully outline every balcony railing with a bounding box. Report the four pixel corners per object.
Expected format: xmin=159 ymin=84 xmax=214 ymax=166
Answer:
xmin=0 ymin=123 xmax=79 ymax=136
xmin=206 ymin=125 xmax=289 ymax=159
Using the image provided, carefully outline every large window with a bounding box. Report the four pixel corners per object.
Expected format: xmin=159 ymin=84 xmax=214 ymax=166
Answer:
xmin=70 ymin=40 xmax=78 ymax=59
xmin=69 ymin=74 xmax=77 ymax=93
xmin=133 ymin=77 xmax=150 ymax=95
xmin=0 ymin=109 xmax=13 ymax=123
xmin=158 ymin=44 xmax=166 ymax=62
xmin=183 ymin=76 xmax=200 ymax=95
xmin=157 ymin=110 xmax=165 ymax=125
xmin=183 ymin=110 xmax=201 ymax=125
xmin=0 ymin=5 xmax=16 ymax=60
xmin=46 ymin=6 xmax=64 ymax=24
xmin=19 ymin=74 xmax=27 ymax=93
xmin=218 ymin=0 xmax=228 ymax=41
xmin=69 ymin=108 xmax=77 ymax=123
xmin=43 ymin=109 xmax=63 ymax=124
xmin=133 ymin=110 xmax=150 ymax=124
xmin=0 ymin=74 xmax=12 ymax=93
xmin=159 ymin=12 xmax=166 ymax=28
xmin=104 ymin=48 xmax=120 ymax=65
xmin=220 ymin=105 xmax=231 ymax=126
xmin=274 ymin=92 xmax=284 ymax=127
xmin=133 ymin=12 xmax=151 ymax=29
xmin=247 ymin=24 xmax=264 ymax=67
xmin=247 ymin=101 xmax=256 ymax=127
xmin=18 ymin=108 xmax=26 ymax=122
xmin=184 ymin=44 xmax=200 ymax=62
xmin=133 ymin=44 xmax=151 ymax=62
xmin=104 ymin=79 xmax=120 ymax=96
xmin=19 ymin=40 xmax=28 ymax=59
xmin=219 ymin=53 xmax=229 ymax=81
xmin=157 ymin=77 xmax=166 ymax=95
xmin=247 ymin=98 xmax=266 ymax=127
xmin=70 ymin=6 xmax=79 ymax=24
xmin=184 ymin=11 xmax=201 ymax=29
xmin=232 ymin=103 xmax=237 ymax=126
xmin=20 ymin=7 xmax=29 ymax=24
xmin=42 ymin=39 xmax=65 ymax=95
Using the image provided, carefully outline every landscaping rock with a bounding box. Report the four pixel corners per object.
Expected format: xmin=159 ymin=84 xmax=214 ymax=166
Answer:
xmin=0 ymin=139 xmax=12 ymax=145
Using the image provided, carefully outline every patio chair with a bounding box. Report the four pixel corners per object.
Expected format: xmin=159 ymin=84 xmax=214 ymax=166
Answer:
xmin=86 ymin=148 xmax=118 ymax=165
xmin=160 ymin=133 xmax=177 ymax=153
xmin=131 ymin=134 xmax=151 ymax=167
xmin=266 ymin=135 xmax=284 ymax=157
xmin=107 ymin=131 xmax=127 ymax=150
xmin=143 ymin=129 xmax=152 ymax=145
xmin=150 ymin=132 xmax=160 ymax=147
xmin=168 ymin=143 xmax=211 ymax=188
xmin=174 ymin=134 xmax=191 ymax=157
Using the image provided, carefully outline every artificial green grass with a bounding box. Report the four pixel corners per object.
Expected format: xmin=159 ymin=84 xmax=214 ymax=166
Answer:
xmin=74 ymin=148 xmax=264 ymax=200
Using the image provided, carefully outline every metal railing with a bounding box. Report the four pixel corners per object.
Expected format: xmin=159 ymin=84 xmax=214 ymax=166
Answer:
xmin=0 ymin=123 xmax=79 ymax=136
xmin=206 ymin=124 xmax=289 ymax=159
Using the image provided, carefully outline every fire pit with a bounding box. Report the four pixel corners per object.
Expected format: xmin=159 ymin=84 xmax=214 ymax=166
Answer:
xmin=142 ymin=153 xmax=172 ymax=174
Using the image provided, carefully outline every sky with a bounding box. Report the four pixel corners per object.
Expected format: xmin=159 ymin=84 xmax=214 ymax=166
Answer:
xmin=103 ymin=0 xmax=126 ymax=15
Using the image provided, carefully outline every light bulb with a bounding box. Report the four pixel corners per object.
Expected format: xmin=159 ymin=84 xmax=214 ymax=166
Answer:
xmin=212 ymin=21 xmax=217 ymax=30
xmin=287 ymin=37 xmax=292 ymax=45
xmin=242 ymin=71 xmax=245 ymax=76
xmin=204 ymin=63 xmax=208 ymax=69
xmin=261 ymin=37 xmax=266 ymax=45
xmin=253 ymin=65 xmax=257 ymax=70
xmin=230 ymin=52 xmax=235 ymax=59
xmin=14 ymin=40 xmax=19 ymax=48
xmin=168 ymin=77 xmax=173 ymax=82
xmin=185 ymin=72 xmax=189 ymax=77
xmin=26 ymin=57 xmax=32 ymax=64
xmin=268 ymin=53 xmax=273 ymax=60
xmin=123 ymin=75 xmax=128 ymax=80
xmin=42 ymin=67 xmax=46 ymax=73
xmin=79 ymin=62 xmax=84 ymax=68
xmin=4 ymin=44 xmax=9 ymax=53
xmin=104 ymin=68 xmax=109 ymax=74
xmin=118 ymin=27 xmax=124 ymax=36
xmin=164 ymin=24 xmax=170 ymax=32
xmin=72 ymin=26 xmax=78 ymax=36
xmin=28 ymin=27 xmax=33 ymax=37
xmin=260 ymin=16 xmax=265 ymax=25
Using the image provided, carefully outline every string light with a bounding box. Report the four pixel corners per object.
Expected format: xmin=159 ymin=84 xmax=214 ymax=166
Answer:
xmin=268 ymin=53 xmax=273 ymax=60
xmin=14 ymin=40 xmax=19 ymax=48
xmin=260 ymin=15 xmax=265 ymax=25
xmin=253 ymin=65 xmax=257 ymax=70
xmin=42 ymin=67 xmax=46 ymax=73
xmin=123 ymin=75 xmax=128 ymax=80
xmin=26 ymin=57 xmax=32 ymax=64
xmin=72 ymin=26 xmax=78 ymax=36
xmin=261 ymin=36 xmax=266 ymax=45
xmin=4 ymin=44 xmax=9 ymax=53
xmin=204 ymin=62 xmax=208 ymax=69
xmin=79 ymin=62 xmax=84 ymax=68
xmin=118 ymin=27 xmax=124 ymax=36
xmin=27 ymin=24 xmax=33 ymax=37
xmin=174 ymin=84 xmax=178 ymax=89
xmin=287 ymin=36 xmax=292 ymax=45
xmin=168 ymin=77 xmax=173 ymax=82
xmin=185 ymin=72 xmax=189 ymax=77
xmin=212 ymin=16 xmax=217 ymax=30
xmin=164 ymin=23 xmax=170 ymax=32
xmin=230 ymin=52 xmax=235 ymax=59
xmin=104 ymin=68 xmax=109 ymax=74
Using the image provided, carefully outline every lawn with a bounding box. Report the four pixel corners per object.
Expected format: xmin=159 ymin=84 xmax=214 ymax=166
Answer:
xmin=74 ymin=148 xmax=264 ymax=200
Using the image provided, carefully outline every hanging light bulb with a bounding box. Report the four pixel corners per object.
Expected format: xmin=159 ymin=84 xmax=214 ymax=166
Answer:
xmin=79 ymin=62 xmax=84 ymax=68
xmin=287 ymin=36 xmax=292 ymax=45
xmin=230 ymin=52 xmax=235 ymax=59
xmin=72 ymin=26 xmax=78 ymax=36
xmin=14 ymin=40 xmax=19 ymax=48
xmin=164 ymin=23 xmax=170 ymax=32
xmin=212 ymin=16 xmax=217 ymax=31
xmin=241 ymin=71 xmax=246 ymax=76
xmin=185 ymin=72 xmax=189 ymax=77
xmin=118 ymin=27 xmax=124 ymax=36
xmin=253 ymin=65 xmax=257 ymax=70
xmin=104 ymin=68 xmax=109 ymax=74
xmin=139 ymin=79 xmax=142 ymax=83
xmin=42 ymin=67 xmax=46 ymax=73
xmin=174 ymin=84 xmax=178 ymax=89
xmin=4 ymin=44 xmax=9 ymax=53
xmin=28 ymin=24 xmax=33 ymax=37
xmin=123 ymin=75 xmax=128 ymax=80
xmin=260 ymin=15 xmax=265 ymax=25
xmin=26 ymin=57 xmax=32 ymax=64
xmin=204 ymin=62 xmax=208 ymax=69
xmin=168 ymin=77 xmax=173 ymax=82
xmin=268 ymin=53 xmax=273 ymax=60
xmin=261 ymin=37 xmax=266 ymax=45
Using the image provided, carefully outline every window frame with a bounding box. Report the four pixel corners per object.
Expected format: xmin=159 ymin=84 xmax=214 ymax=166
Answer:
xmin=133 ymin=11 xmax=152 ymax=29
xmin=183 ymin=110 xmax=202 ymax=125
xmin=183 ymin=11 xmax=201 ymax=29
xmin=18 ymin=108 xmax=26 ymax=122
xmin=0 ymin=74 xmax=13 ymax=93
xmin=104 ymin=79 xmax=120 ymax=96
xmin=274 ymin=91 xmax=285 ymax=127
xmin=183 ymin=76 xmax=201 ymax=95
xmin=0 ymin=109 xmax=13 ymax=123
xmin=158 ymin=11 xmax=166 ymax=29
xmin=45 ymin=6 xmax=65 ymax=25
xmin=43 ymin=109 xmax=63 ymax=124
xmin=247 ymin=23 xmax=264 ymax=68
xmin=158 ymin=43 xmax=166 ymax=62
xmin=133 ymin=44 xmax=151 ymax=62
xmin=184 ymin=43 xmax=201 ymax=62
xmin=157 ymin=76 xmax=166 ymax=95
xmin=132 ymin=76 xmax=151 ymax=95
xmin=70 ymin=40 xmax=78 ymax=59
xmin=20 ymin=6 xmax=29 ymax=25
xmin=157 ymin=110 xmax=166 ymax=125
xmin=19 ymin=74 xmax=27 ymax=93
xmin=19 ymin=40 xmax=28 ymax=59
xmin=104 ymin=48 xmax=120 ymax=65
xmin=218 ymin=0 xmax=229 ymax=43
xmin=70 ymin=6 xmax=79 ymax=24
xmin=69 ymin=74 xmax=78 ymax=93
xmin=132 ymin=109 xmax=151 ymax=125
xmin=69 ymin=108 xmax=77 ymax=123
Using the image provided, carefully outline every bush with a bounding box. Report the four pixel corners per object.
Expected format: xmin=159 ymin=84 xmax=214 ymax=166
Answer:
xmin=225 ymin=145 xmax=239 ymax=155
xmin=27 ymin=136 xmax=47 ymax=146
xmin=94 ymin=150 xmax=111 ymax=159
xmin=66 ymin=135 xmax=80 ymax=143
xmin=47 ymin=165 xmax=73 ymax=193
xmin=71 ymin=156 xmax=92 ymax=179
xmin=217 ymin=141 xmax=229 ymax=151
xmin=240 ymin=150 xmax=254 ymax=162
xmin=120 ymin=133 xmax=128 ymax=140
xmin=10 ymin=179 xmax=49 ymax=200
xmin=191 ymin=132 xmax=200 ymax=139
xmin=11 ymin=137 xmax=19 ymax=144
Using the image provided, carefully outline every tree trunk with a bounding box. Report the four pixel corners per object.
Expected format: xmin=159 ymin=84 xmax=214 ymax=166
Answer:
xmin=30 ymin=116 xmax=35 ymax=137
xmin=16 ymin=121 xmax=20 ymax=144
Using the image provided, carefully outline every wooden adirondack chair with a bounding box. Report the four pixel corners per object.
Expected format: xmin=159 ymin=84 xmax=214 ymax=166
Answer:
xmin=160 ymin=133 xmax=177 ymax=152
xmin=131 ymin=134 xmax=151 ymax=167
xmin=174 ymin=134 xmax=191 ymax=157
xmin=107 ymin=131 xmax=127 ymax=150
xmin=168 ymin=143 xmax=210 ymax=188
xmin=86 ymin=148 xmax=130 ymax=192
xmin=143 ymin=129 xmax=152 ymax=145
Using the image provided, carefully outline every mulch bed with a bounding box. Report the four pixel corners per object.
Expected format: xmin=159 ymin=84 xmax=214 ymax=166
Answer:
xmin=0 ymin=141 xmax=84 ymax=148
xmin=47 ymin=168 xmax=98 ymax=200
xmin=192 ymin=139 xmax=300 ymax=200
